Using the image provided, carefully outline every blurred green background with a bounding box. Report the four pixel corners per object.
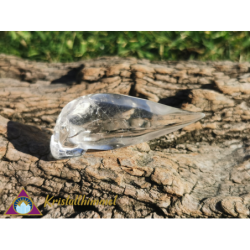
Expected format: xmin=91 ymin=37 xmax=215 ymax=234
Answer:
xmin=0 ymin=31 xmax=250 ymax=62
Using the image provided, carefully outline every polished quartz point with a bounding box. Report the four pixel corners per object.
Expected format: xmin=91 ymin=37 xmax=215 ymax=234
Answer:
xmin=50 ymin=93 xmax=205 ymax=159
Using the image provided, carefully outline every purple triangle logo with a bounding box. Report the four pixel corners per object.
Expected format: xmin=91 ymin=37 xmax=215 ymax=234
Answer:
xmin=4 ymin=188 xmax=42 ymax=216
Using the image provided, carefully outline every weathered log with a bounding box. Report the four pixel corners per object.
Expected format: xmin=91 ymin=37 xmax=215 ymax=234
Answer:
xmin=1 ymin=54 xmax=250 ymax=218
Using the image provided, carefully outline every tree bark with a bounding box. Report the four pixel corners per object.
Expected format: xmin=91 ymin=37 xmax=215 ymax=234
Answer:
xmin=1 ymin=54 xmax=250 ymax=218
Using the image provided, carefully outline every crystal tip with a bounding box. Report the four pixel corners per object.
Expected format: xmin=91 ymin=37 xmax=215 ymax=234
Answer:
xmin=201 ymin=112 xmax=205 ymax=118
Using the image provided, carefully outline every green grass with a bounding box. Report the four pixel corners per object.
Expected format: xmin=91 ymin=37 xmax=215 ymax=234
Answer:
xmin=1 ymin=31 xmax=250 ymax=62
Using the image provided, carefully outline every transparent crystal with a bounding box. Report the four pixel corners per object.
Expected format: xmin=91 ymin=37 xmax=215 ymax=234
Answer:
xmin=50 ymin=93 xmax=205 ymax=159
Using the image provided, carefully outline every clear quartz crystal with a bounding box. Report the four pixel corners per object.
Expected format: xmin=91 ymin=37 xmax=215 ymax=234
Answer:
xmin=50 ymin=93 xmax=205 ymax=159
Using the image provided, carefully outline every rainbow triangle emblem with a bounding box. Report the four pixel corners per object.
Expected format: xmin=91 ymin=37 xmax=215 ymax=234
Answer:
xmin=4 ymin=188 xmax=42 ymax=216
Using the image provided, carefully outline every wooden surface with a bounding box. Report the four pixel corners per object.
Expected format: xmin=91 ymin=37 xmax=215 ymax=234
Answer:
xmin=1 ymin=54 xmax=250 ymax=218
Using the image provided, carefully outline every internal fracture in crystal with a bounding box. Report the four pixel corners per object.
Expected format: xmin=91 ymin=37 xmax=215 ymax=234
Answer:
xmin=50 ymin=93 xmax=205 ymax=159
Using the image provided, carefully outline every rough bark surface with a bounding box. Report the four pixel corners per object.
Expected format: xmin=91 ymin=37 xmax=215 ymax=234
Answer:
xmin=1 ymin=54 xmax=250 ymax=218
